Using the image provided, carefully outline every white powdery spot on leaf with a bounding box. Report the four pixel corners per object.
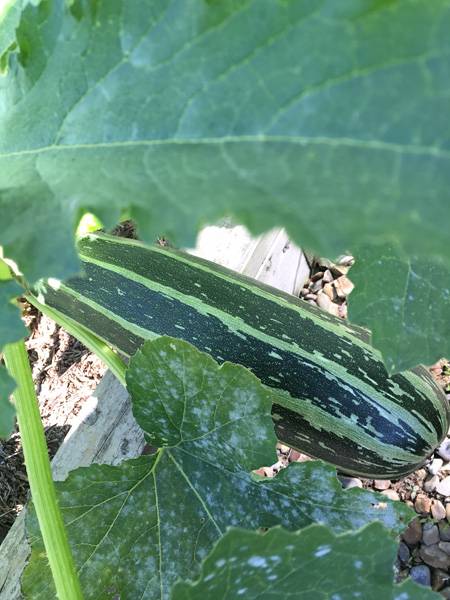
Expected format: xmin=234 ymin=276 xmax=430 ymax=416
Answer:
xmin=247 ymin=555 xmax=268 ymax=568
xmin=314 ymin=545 xmax=331 ymax=558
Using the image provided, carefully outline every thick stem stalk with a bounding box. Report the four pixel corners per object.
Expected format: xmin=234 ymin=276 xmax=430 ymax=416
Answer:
xmin=26 ymin=294 xmax=127 ymax=386
xmin=3 ymin=339 xmax=84 ymax=600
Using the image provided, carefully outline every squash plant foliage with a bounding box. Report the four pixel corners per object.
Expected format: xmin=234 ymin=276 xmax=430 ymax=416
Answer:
xmin=1 ymin=0 xmax=450 ymax=373
xmin=22 ymin=338 xmax=432 ymax=598
xmin=0 ymin=0 xmax=448 ymax=598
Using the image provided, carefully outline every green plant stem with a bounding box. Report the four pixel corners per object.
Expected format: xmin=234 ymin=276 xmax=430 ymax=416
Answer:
xmin=26 ymin=294 xmax=126 ymax=386
xmin=3 ymin=339 xmax=84 ymax=600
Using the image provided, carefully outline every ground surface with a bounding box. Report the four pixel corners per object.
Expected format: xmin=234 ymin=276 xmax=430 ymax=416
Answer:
xmin=1 ymin=242 xmax=450 ymax=594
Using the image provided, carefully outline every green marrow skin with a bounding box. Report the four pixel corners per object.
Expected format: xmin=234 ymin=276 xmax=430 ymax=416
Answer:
xmin=36 ymin=233 xmax=449 ymax=479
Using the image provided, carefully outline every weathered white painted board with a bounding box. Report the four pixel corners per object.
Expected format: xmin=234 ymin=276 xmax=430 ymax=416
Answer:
xmin=0 ymin=374 xmax=144 ymax=599
xmin=0 ymin=226 xmax=309 ymax=598
xmin=191 ymin=225 xmax=309 ymax=293
xmin=240 ymin=229 xmax=309 ymax=295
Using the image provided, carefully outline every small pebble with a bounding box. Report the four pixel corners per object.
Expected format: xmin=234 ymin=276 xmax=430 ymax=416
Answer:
xmin=432 ymin=568 xmax=450 ymax=591
xmin=326 ymin=301 xmax=340 ymax=318
xmin=310 ymin=271 xmax=324 ymax=282
xmin=415 ymin=494 xmax=432 ymax=514
xmin=440 ymin=541 xmax=450 ymax=555
xmin=420 ymin=543 xmax=450 ymax=569
xmin=410 ymin=565 xmax=431 ymax=587
xmin=309 ymin=280 xmax=323 ymax=294
xmin=331 ymin=265 xmax=350 ymax=277
xmin=416 ymin=468 xmax=427 ymax=481
xmin=337 ymin=303 xmax=347 ymax=319
xmin=411 ymin=484 xmax=421 ymax=499
xmin=438 ymin=439 xmax=450 ymax=462
xmin=402 ymin=518 xmax=422 ymax=546
xmin=431 ymin=499 xmax=447 ymax=521
xmin=436 ymin=476 xmax=450 ymax=497
xmin=374 ymin=479 xmax=391 ymax=491
xmin=428 ymin=458 xmax=444 ymax=475
xmin=333 ymin=275 xmax=354 ymax=298
xmin=424 ymin=475 xmax=439 ymax=493
xmin=439 ymin=521 xmax=450 ymax=541
xmin=317 ymin=257 xmax=333 ymax=270
xmin=316 ymin=292 xmax=331 ymax=311
xmin=422 ymin=523 xmax=440 ymax=546
xmin=322 ymin=269 xmax=333 ymax=283
xmin=277 ymin=444 xmax=291 ymax=456
xmin=446 ymin=503 xmax=450 ymax=521
xmin=339 ymin=476 xmax=363 ymax=489
xmin=397 ymin=541 xmax=410 ymax=564
xmin=304 ymin=293 xmax=317 ymax=301
xmin=323 ymin=282 xmax=335 ymax=300
xmin=337 ymin=254 xmax=355 ymax=267
xmin=381 ymin=489 xmax=399 ymax=501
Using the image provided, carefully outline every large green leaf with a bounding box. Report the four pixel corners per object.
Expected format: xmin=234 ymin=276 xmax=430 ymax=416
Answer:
xmin=22 ymin=338 xmax=412 ymax=599
xmin=0 ymin=280 xmax=26 ymax=436
xmin=172 ymin=522 xmax=439 ymax=600
xmin=0 ymin=362 xmax=15 ymax=437
xmin=0 ymin=0 xmax=30 ymax=61
xmin=350 ymin=243 xmax=450 ymax=372
xmin=0 ymin=279 xmax=27 ymax=345
xmin=1 ymin=0 xmax=450 ymax=367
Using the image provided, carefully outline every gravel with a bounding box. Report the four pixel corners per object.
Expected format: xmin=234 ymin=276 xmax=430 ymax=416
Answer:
xmin=438 ymin=440 xmax=450 ymax=462
xmin=410 ymin=565 xmax=431 ymax=587
xmin=380 ymin=489 xmax=399 ymax=501
xmin=420 ymin=544 xmax=450 ymax=570
xmin=436 ymin=476 xmax=450 ymax=497
xmin=373 ymin=479 xmax=391 ymax=491
xmin=402 ymin=518 xmax=422 ymax=546
xmin=431 ymin=499 xmax=447 ymax=521
xmin=398 ymin=541 xmax=410 ymax=564
xmin=438 ymin=522 xmax=450 ymax=542
xmin=339 ymin=476 xmax=363 ymax=489
xmin=428 ymin=458 xmax=444 ymax=475
xmin=415 ymin=494 xmax=432 ymax=514
xmin=422 ymin=523 xmax=440 ymax=546
xmin=423 ymin=475 xmax=439 ymax=493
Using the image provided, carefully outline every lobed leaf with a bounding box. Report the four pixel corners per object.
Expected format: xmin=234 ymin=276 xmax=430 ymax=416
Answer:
xmin=350 ymin=244 xmax=450 ymax=372
xmin=0 ymin=363 xmax=16 ymax=437
xmin=0 ymin=279 xmax=27 ymax=346
xmin=172 ymin=522 xmax=440 ymax=600
xmin=22 ymin=338 xmax=413 ymax=599
xmin=0 ymin=0 xmax=30 ymax=63
xmin=1 ymin=1 xmax=450 ymax=367
xmin=0 ymin=279 xmax=26 ymax=436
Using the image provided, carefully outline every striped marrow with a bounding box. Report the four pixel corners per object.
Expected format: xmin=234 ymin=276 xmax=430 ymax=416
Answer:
xmin=33 ymin=233 xmax=449 ymax=478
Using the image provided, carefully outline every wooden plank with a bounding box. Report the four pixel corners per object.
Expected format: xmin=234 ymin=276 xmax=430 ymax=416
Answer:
xmin=240 ymin=228 xmax=309 ymax=294
xmin=0 ymin=374 xmax=145 ymax=598
xmin=0 ymin=226 xmax=309 ymax=598
xmin=191 ymin=224 xmax=309 ymax=292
